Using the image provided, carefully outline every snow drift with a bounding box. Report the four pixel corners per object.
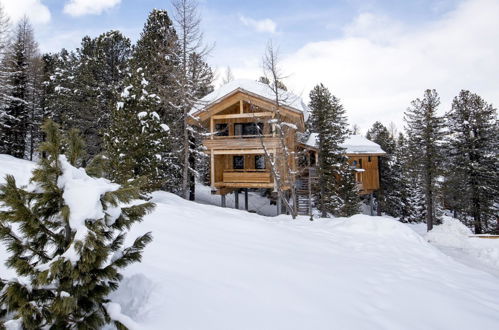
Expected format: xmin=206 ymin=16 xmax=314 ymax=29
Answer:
xmin=1 ymin=155 xmax=499 ymax=329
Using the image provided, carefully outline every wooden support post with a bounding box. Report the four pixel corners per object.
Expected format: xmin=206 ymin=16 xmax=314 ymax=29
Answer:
xmin=244 ymin=188 xmax=249 ymax=211
xmin=210 ymin=151 xmax=215 ymax=188
xmin=239 ymin=100 xmax=243 ymax=114
xmin=221 ymin=194 xmax=226 ymax=208
xmin=276 ymin=196 xmax=281 ymax=216
xmin=210 ymin=117 xmax=214 ymax=139
xmin=234 ymin=189 xmax=239 ymax=209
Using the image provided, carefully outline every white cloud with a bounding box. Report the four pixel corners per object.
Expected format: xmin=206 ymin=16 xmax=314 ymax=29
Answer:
xmin=286 ymin=0 xmax=499 ymax=131
xmin=225 ymin=0 xmax=499 ymax=132
xmin=63 ymin=0 xmax=121 ymax=17
xmin=1 ymin=0 xmax=51 ymax=24
xmin=239 ymin=15 xmax=277 ymax=33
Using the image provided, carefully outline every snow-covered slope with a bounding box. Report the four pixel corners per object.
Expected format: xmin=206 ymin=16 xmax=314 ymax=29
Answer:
xmin=1 ymin=155 xmax=499 ymax=329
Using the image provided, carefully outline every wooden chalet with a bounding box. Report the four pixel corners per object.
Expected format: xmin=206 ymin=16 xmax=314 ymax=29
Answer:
xmin=301 ymin=133 xmax=386 ymax=195
xmin=188 ymin=79 xmax=386 ymax=214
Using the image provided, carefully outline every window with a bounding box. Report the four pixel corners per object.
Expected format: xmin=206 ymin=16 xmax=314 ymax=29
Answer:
xmin=234 ymin=123 xmax=243 ymax=136
xmin=359 ymin=159 xmax=363 ymax=168
xmin=215 ymin=123 xmax=228 ymax=136
xmin=255 ymin=155 xmax=265 ymax=169
xmin=234 ymin=123 xmax=264 ymax=137
xmin=233 ymin=156 xmax=244 ymax=169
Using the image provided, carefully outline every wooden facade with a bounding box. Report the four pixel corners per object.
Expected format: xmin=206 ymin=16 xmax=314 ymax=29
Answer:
xmin=188 ymin=83 xmax=385 ymax=198
xmin=188 ymin=88 xmax=303 ymax=194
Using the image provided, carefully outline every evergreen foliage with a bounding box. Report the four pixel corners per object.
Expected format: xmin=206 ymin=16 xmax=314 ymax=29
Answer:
xmin=0 ymin=120 xmax=153 ymax=329
xmin=366 ymin=122 xmax=397 ymax=216
xmin=309 ymin=83 xmax=360 ymax=217
xmin=71 ymin=31 xmax=132 ymax=159
xmin=404 ymin=89 xmax=445 ymax=230
xmin=132 ymin=9 xmax=183 ymax=192
xmin=397 ymin=133 xmax=427 ymax=223
xmin=444 ymin=90 xmax=498 ymax=233
xmin=104 ymin=68 xmax=175 ymax=193
xmin=0 ymin=18 xmax=40 ymax=159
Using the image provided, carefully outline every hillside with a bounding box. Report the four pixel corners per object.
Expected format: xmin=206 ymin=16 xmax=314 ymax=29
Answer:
xmin=1 ymin=154 xmax=499 ymax=329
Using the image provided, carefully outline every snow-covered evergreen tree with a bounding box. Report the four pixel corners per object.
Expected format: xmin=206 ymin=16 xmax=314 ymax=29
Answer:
xmin=186 ymin=51 xmax=213 ymax=200
xmin=309 ymin=83 xmax=359 ymax=217
xmin=0 ymin=120 xmax=153 ymax=328
xmin=41 ymin=49 xmax=79 ymax=128
xmin=104 ymin=68 xmax=175 ymax=192
xmin=404 ymin=89 xmax=444 ymax=230
xmin=69 ymin=32 xmax=132 ymax=159
xmin=133 ymin=9 xmax=183 ymax=192
xmin=366 ymin=121 xmax=397 ymax=216
xmin=445 ymin=90 xmax=498 ymax=233
xmin=0 ymin=17 xmax=40 ymax=159
xmin=172 ymin=0 xmax=214 ymax=199
xmin=0 ymin=4 xmax=11 ymax=152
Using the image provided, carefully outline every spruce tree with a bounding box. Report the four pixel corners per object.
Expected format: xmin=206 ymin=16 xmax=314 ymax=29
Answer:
xmin=104 ymin=68 xmax=175 ymax=192
xmin=309 ymin=83 xmax=359 ymax=217
xmin=41 ymin=49 xmax=79 ymax=128
xmin=445 ymin=90 xmax=498 ymax=233
xmin=69 ymin=31 xmax=132 ymax=159
xmin=0 ymin=120 xmax=153 ymax=328
xmin=366 ymin=122 xmax=397 ymax=216
xmin=1 ymin=17 xmax=39 ymax=159
xmin=133 ymin=9 xmax=183 ymax=192
xmin=404 ymin=89 xmax=444 ymax=230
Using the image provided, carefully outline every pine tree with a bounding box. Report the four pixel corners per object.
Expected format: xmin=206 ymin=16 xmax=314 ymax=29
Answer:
xmin=104 ymin=68 xmax=175 ymax=192
xmin=133 ymin=9 xmax=183 ymax=192
xmin=309 ymin=83 xmax=359 ymax=217
xmin=0 ymin=3 xmax=11 ymax=153
xmin=0 ymin=120 xmax=153 ymax=328
xmin=445 ymin=90 xmax=498 ymax=233
xmin=172 ymin=0 xmax=213 ymax=199
xmin=186 ymin=51 xmax=213 ymax=199
xmin=404 ymin=89 xmax=444 ymax=230
xmin=403 ymin=133 xmax=427 ymax=223
xmin=41 ymin=49 xmax=79 ymax=127
xmin=67 ymin=32 xmax=132 ymax=159
xmin=366 ymin=121 xmax=397 ymax=216
xmin=1 ymin=17 xmax=39 ymax=159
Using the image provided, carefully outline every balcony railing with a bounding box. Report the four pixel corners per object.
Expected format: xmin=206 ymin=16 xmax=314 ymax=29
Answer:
xmin=223 ymin=170 xmax=272 ymax=183
xmin=204 ymin=135 xmax=281 ymax=150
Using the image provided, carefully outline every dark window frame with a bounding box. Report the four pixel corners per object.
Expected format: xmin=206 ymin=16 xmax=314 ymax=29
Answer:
xmin=233 ymin=155 xmax=244 ymax=170
xmin=255 ymin=155 xmax=266 ymax=169
xmin=215 ymin=123 xmax=228 ymax=136
xmin=234 ymin=122 xmax=264 ymax=137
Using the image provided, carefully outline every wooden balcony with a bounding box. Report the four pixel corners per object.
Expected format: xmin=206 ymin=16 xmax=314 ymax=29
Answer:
xmin=215 ymin=170 xmax=273 ymax=189
xmin=203 ymin=135 xmax=281 ymax=152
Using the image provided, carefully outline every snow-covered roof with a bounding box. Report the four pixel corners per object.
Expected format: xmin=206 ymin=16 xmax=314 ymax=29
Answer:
xmin=304 ymin=133 xmax=386 ymax=155
xmin=190 ymin=79 xmax=309 ymax=120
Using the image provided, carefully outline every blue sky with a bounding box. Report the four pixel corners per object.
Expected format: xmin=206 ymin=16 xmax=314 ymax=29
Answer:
xmin=3 ymin=0 xmax=498 ymax=131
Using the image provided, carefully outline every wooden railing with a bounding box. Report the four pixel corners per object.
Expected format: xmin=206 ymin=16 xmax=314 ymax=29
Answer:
xmin=223 ymin=170 xmax=272 ymax=183
xmin=204 ymin=136 xmax=280 ymax=150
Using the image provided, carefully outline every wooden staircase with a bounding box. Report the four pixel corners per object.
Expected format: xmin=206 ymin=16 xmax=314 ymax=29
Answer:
xmin=296 ymin=167 xmax=318 ymax=216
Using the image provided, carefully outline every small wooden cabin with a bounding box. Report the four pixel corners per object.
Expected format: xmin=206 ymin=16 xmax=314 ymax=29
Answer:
xmin=301 ymin=133 xmax=386 ymax=195
xmin=188 ymin=79 xmax=386 ymax=211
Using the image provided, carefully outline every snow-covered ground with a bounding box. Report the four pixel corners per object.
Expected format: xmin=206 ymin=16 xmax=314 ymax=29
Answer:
xmin=1 ymin=154 xmax=499 ymax=329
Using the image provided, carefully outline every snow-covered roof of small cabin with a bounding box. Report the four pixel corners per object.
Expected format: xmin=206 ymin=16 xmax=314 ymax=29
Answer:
xmin=190 ymin=79 xmax=309 ymax=120
xmin=304 ymin=133 xmax=386 ymax=155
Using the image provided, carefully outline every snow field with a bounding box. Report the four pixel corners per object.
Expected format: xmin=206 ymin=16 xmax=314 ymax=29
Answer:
xmin=1 ymin=154 xmax=499 ymax=329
